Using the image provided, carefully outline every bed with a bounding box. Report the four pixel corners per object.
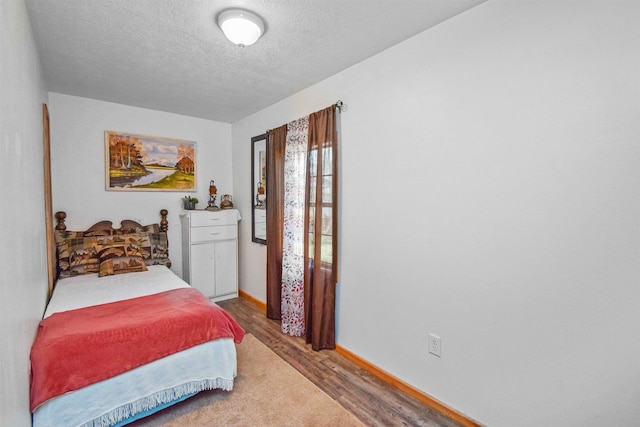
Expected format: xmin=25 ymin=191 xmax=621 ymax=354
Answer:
xmin=30 ymin=210 xmax=245 ymax=427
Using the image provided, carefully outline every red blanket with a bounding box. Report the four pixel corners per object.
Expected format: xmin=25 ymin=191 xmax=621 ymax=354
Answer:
xmin=30 ymin=288 xmax=244 ymax=411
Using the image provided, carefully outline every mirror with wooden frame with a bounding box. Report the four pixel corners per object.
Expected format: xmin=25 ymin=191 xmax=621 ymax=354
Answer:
xmin=251 ymin=133 xmax=267 ymax=244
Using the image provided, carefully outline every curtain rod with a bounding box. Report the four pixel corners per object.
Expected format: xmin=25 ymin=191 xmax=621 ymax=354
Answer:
xmin=267 ymin=101 xmax=345 ymax=133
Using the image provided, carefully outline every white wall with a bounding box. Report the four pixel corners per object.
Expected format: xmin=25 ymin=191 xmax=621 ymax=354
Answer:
xmin=0 ymin=0 xmax=49 ymax=424
xmin=48 ymin=93 xmax=233 ymax=278
xmin=232 ymin=1 xmax=640 ymax=426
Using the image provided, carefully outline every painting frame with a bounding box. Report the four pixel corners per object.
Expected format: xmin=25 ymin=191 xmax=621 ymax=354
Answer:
xmin=105 ymin=130 xmax=197 ymax=192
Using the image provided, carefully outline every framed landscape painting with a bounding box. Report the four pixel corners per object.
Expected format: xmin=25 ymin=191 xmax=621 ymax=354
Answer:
xmin=105 ymin=131 xmax=196 ymax=192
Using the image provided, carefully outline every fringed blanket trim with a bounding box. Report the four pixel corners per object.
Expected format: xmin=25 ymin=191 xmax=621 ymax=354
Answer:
xmin=81 ymin=377 xmax=234 ymax=427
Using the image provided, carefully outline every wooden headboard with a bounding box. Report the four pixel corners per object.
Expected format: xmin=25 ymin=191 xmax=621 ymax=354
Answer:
xmin=50 ymin=209 xmax=170 ymax=297
xmin=54 ymin=209 xmax=169 ymax=235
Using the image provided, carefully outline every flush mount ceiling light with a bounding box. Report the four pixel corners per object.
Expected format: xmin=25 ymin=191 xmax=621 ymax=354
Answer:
xmin=217 ymin=9 xmax=265 ymax=47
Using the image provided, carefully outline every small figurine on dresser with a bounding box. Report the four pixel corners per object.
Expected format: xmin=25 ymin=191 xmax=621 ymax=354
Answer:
xmin=206 ymin=180 xmax=218 ymax=210
xmin=255 ymin=181 xmax=266 ymax=208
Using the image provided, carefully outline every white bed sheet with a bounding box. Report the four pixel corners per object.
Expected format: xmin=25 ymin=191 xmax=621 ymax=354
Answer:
xmin=44 ymin=265 xmax=190 ymax=318
xmin=34 ymin=266 xmax=238 ymax=427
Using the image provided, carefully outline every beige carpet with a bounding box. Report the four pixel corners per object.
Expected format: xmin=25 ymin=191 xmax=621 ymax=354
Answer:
xmin=131 ymin=334 xmax=364 ymax=426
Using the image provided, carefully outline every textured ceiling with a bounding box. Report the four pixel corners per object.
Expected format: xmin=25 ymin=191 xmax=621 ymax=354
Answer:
xmin=25 ymin=0 xmax=485 ymax=123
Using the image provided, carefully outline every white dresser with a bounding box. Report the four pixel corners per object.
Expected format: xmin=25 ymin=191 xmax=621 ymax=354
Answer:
xmin=181 ymin=209 xmax=241 ymax=302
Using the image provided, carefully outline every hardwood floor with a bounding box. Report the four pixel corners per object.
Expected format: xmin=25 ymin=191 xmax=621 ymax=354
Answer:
xmin=218 ymin=297 xmax=463 ymax=427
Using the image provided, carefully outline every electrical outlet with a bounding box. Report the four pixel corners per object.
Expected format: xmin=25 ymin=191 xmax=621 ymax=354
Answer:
xmin=428 ymin=333 xmax=441 ymax=357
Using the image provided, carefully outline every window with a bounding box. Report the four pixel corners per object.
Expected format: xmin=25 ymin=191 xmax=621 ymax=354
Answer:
xmin=307 ymin=146 xmax=334 ymax=265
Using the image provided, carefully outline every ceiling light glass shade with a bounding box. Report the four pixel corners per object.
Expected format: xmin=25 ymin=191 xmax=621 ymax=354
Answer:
xmin=218 ymin=9 xmax=265 ymax=47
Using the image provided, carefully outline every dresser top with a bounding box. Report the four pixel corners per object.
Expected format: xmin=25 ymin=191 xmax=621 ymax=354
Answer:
xmin=180 ymin=209 xmax=241 ymax=222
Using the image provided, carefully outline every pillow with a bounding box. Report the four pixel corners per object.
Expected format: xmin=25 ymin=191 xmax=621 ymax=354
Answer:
xmin=56 ymin=229 xmax=170 ymax=278
xmin=141 ymin=231 xmax=171 ymax=267
xmin=54 ymin=229 xmax=84 ymax=243
xmin=125 ymin=231 xmax=171 ymax=267
xmin=96 ymin=235 xmax=148 ymax=277
xmin=134 ymin=223 xmax=161 ymax=233
xmin=57 ymin=236 xmax=100 ymax=279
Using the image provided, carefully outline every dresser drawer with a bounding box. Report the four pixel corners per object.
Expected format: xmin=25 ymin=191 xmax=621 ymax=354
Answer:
xmin=254 ymin=221 xmax=266 ymax=233
xmin=189 ymin=211 xmax=238 ymax=227
xmin=254 ymin=209 xmax=266 ymax=222
xmin=254 ymin=222 xmax=266 ymax=240
xmin=190 ymin=225 xmax=237 ymax=242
